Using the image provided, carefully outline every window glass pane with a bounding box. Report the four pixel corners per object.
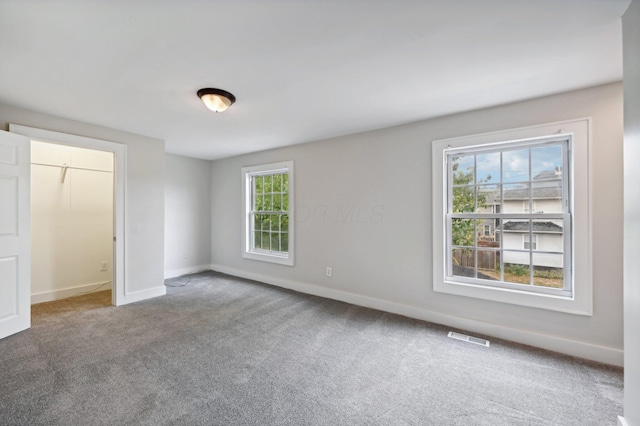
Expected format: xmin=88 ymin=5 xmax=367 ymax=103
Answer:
xmin=271 ymin=215 xmax=281 ymax=232
xmin=476 ymin=152 xmax=500 ymax=184
xmin=531 ymin=145 xmax=562 ymax=179
xmin=273 ymin=174 xmax=282 ymax=192
xmin=533 ymin=219 xmax=564 ymax=252
xmin=255 ymin=195 xmax=264 ymax=211
xmin=253 ymin=231 xmax=261 ymax=249
xmin=532 ymin=179 xmax=563 ymax=212
xmin=253 ymin=214 xmax=262 ymax=231
xmin=282 ymin=194 xmax=289 ymax=211
xmin=451 ymin=248 xmax=476 ymax=278
xmin=451 ymin=219 xmax=475 ymax=247
xmin=502 ymin=219 xmax=530 ymax=236
xmin=502 ymin=253 xmax=531 ymax=285
xmin=452 ymin=155 xmax=475 ymax=185
xmin=502 ymin=183 xmax=530 ymax=213
xmin=523 ymin=234 xmax=537 ymax=250
xmin=502 ymin=149 xmax=529 ymax=183
xmin=282 ymin=173 xmax=289 ymax=192
xmin=281 ymin=214 xmax=289 ymax=233
xmin=281 ymin=233 xmax=289 ymax=252
xmin=254 ymin=176 xmax=263 ymax=195
xmin=260 ymin=232 xmax=270 ymax=250
xmin=477 ymin=249 xmax=499 ymax=281
xmin=478 ymin=222 xmax=501 ymax=247
xmin=264 ymin=175 xmax=272 ymax=193
xmin=453 ymin=186 xmax=475 ymax=213
xmin=263 ymin=195 xmax=273 ymax=212
xmin=270 ymin=234 xmax=281 ymax=252
xmin=261 ymin=215 xmax=271 ymax=232
xmin=273 ymin=193 xmax=282 ymax=211
xmin=532 ymin=253 xmax=564 ymax=288
xmin=476 ymin=184 xmax=499 ymax=213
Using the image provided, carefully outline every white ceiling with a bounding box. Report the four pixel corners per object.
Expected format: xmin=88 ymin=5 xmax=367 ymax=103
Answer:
xmin=0 ymin=0 xmax=631 ymax=160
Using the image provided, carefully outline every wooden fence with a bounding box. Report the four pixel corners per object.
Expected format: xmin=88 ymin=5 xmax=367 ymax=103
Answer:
xmin=453 ymin=241 xmax=499 ymax=271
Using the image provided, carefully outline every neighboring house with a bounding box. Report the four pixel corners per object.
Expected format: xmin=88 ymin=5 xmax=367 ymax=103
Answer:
xmin=478 ymin=169 xmax=564 ymax=270
xmin=476 ymin=190 xmax=501 ymax=242
xmin=501 ymin=220 xmax=564 ymax=268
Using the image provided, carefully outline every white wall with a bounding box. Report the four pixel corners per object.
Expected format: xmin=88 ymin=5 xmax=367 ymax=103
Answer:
xmin=31 ymin=141 xmax=113 ymax=303
xmin=623 ymin=1 xmax=640 ymax=425
xmin=0 ymin=104 xmax=166 ymax=304
xmin=211 ymin=82 xmax=624 ymax=365
xmin=164 ymin=153 xmax=212 ymax=278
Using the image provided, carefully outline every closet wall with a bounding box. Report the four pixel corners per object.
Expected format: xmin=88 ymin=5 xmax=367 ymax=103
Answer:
xmin=31 ymin=141 xmax=114 ymax=303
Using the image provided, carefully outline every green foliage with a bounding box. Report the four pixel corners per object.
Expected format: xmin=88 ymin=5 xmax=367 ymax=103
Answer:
xmin=450 ymin=157 xmax=487 ymax=247
xmin=504 ymin=264 xmax=529 ymax=276
xmin=252 ymin=172 xmax=289 ymax=252
xmin=451 ymin=219 xmax=474 ymax=247
xmin=532 ymin=268 xmax=563 ymax=279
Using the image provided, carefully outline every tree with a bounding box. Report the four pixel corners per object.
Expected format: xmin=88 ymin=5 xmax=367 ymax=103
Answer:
xmin=451 ymin=158 xmax=487 ymax=249
xmin=253 ymin=173 xmax=290 ymax=252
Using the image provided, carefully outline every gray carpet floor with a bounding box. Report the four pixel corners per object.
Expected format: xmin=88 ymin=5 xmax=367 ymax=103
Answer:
xmin=0 ymin=271 xmax=623 ymax=425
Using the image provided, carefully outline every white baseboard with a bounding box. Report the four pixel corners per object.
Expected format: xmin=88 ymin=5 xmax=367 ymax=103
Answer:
xmin=210 ymin=264 xmax=623 ymax=367
xmin=118 ymin=285 xmax=166 ymax=306
xmin=618 ymin=416 xmax=628 ymax=426
xmin=31 ymin=281 xmax=113 ymax=304
xmin=164 ymin=264 xmax=212 ymax=279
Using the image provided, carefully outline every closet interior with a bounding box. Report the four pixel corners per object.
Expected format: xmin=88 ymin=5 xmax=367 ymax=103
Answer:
xmin=30 ymin=141 xmax=114 ymax=304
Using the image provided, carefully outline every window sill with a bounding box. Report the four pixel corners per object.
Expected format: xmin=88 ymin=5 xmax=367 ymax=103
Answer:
xmin=433 ymin=277 xmax=592 ymax=315
xmin=243 ymin=250 xmax=294 ymax=266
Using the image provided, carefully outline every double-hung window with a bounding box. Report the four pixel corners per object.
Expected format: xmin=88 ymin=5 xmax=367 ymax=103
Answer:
xmin=432 ymin=119 xmax=592 ymax=315
xmin=242 ymin=161 xmax=294 ymax=266
xmin=447 ymin=138 xmax=570 ymax=296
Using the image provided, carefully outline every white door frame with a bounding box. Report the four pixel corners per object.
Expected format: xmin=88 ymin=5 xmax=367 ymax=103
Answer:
xmin=9 ymin=124 xmax=126 ymax=306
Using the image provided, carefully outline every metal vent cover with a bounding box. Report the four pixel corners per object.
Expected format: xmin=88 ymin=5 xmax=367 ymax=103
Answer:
xmin=448 ymin=331 xmax=490 ymax=347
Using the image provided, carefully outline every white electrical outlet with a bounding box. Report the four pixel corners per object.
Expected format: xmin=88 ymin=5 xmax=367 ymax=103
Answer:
xmin=100 ymin=261 xmax=108 ymax=271
xmin=326 ymin=267 xmax=332 ymax=277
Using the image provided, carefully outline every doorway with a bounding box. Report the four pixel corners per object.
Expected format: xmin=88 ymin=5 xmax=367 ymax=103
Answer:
xmin=9 ymin=124 xmax=126 ymax=307
xmin=30 ymin=141 xmax=114 ymax=306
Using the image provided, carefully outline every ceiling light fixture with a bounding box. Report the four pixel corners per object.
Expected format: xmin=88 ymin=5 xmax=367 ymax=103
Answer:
xmin=197 ymin=88 xmax=236 ymax=112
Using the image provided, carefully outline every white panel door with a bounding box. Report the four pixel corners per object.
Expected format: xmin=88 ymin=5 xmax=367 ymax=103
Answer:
xmin=0 ymin=130 xmax=30 ymax=339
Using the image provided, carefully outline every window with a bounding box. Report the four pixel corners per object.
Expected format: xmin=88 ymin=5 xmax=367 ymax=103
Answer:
xmin=484 ymin=225 xmax=491 ymax=236
xmin=432 ymin=119 xmax=592 ymax=315
xmin=523 ymin=234 xmax=537 ymax=250
xmin=448 ymin=138 xmax=570 ymax=296
xmin=242 ymin=161 xmax=294 ymax=266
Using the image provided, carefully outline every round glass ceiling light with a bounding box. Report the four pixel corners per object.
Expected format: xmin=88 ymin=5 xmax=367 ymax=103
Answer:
xmin=197 ymin=88 xmax=236 ymax=112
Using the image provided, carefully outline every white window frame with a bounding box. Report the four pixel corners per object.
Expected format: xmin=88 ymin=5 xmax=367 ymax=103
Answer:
xmin=241 ymin=161 xmax=294 ymax=266
xmin=432 ymin=119 xmax=592 ymax=315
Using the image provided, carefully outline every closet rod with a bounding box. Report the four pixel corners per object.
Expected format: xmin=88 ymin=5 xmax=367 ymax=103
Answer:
xmin=31 ymin=162 xmax=112 ymax=173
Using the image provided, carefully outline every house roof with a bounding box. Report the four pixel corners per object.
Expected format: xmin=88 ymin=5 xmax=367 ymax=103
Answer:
xmin=502 ymin=185 xmax=562 ymax=200
xmin=479 ymin=173 xmax=562 ymax=202
xmin=502 ymin=221 xmax=563 ymax=233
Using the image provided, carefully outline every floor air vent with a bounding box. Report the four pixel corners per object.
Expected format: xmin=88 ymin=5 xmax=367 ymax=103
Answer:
xmin=447 ymin=331 xmax=490 ymax=347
